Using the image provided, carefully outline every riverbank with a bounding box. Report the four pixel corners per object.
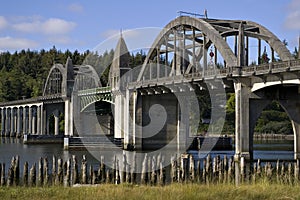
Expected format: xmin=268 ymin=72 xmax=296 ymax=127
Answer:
xmin=1 ymin=183 xmax=300 ymax=200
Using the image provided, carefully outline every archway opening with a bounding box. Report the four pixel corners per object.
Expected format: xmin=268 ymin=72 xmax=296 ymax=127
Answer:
xmin=78 ymin=101 xmax=113 ymax=136
xmin=253 ymin=100 xmax=293 ymax=160
xmin=48 ymin=111 xmax=64 ymax=135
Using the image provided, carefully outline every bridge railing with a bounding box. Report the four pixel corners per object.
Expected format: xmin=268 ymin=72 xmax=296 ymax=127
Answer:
xmin=240 ymin=59 xmax=300 ymax=75
xmin=77 ymin=86 xmax=111 ymax=96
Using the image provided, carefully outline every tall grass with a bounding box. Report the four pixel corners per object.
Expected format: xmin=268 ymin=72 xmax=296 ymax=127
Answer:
xmin=1 ymin=183 xmax=300 ymax=200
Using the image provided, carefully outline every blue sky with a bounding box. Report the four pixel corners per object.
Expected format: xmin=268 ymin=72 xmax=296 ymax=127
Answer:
xmin=0 ymin=0 xmax=299 ymax=53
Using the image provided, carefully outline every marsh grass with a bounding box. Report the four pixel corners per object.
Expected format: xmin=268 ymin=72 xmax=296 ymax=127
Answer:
xmin=1 ymin=182 xmax=300 ymax=200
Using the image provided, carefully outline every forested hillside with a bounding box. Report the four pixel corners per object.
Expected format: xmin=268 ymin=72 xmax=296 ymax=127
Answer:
xmin=0 ymin=48 xmax=293 ymax=134
xmin=0 ymin=47 xmax=146 ymax=101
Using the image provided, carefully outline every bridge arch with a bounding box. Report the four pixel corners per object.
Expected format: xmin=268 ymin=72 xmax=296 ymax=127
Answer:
xmin=137 ymin=16 xmax=294 ymax=81
xmin=251 ymin=84 xmax=300 ymax=159
xmin=43 ymin=58 xmax=101 ymax=97
xmin=73 ymin=64 xmax=101 ymax=91
xmin=43 ymin=63 xmax=66 ymax=96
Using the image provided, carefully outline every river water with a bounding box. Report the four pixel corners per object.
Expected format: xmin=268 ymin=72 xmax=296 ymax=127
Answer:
xmin=0 ymin=138 xmax=294 ymax=171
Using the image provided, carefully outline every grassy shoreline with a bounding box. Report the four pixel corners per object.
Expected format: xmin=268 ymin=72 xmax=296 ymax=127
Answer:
xmin=1 ymin=183 xmax=300 ymax=200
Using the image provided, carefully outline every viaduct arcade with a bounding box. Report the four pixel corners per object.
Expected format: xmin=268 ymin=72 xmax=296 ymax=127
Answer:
xmin=0 ymin=15 xmax=300 ymax=162
xmin=0 ymin=58 xmax=103 ymax=139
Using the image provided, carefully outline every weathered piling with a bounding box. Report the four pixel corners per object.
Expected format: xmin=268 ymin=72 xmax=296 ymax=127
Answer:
xmin=141 ymin=154 xmax=148 ymax=184
xmin=52 ymin=155 xmax=57 ymax=186
xmin=56 ymin=158 xmax=63 ymax=185
xmin=115 ymin=159 xmax=120 ymax=185
xmin=64 ymin=158 xmax=71 ymax=187
xmin=14 ymin=155 xmax=20 ymax=186
xmin=170 ymin=155 xmax=177 ymax=183
xmin=122 ymin=153 xmax=127 ymax=183
xmin=1 ymin=154 xmax=300 ymax=187
xmin=150 ymin=156 xmax=156 ymax=185
xmin=29 ymin=163 xmax=36 ymax=187
xmin=1 ymin=163 xmax=5 ymax=186
xmin=98 ymin=156 xmax=105 ymax=183
xmin=131 ymin=154 xmax=137 ymax=184
xmin=38 ymin=157 xmax=43 ymax=186
xmin=295 ymin=159 xmax=299 ymax=183
xmin=81 ymin=155 xmax=87 ymax=184
xmin=44 ymin=157 xmax=49 ymax=186
xmin=72 ymin=155 xmax=79 ymax=185
xmin=23 ymin=162 xmax=28 ymax=186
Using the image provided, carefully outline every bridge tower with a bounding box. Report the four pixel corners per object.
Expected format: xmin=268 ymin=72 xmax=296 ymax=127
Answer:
xmin=110 ymin=34 xmax=131 ymax=143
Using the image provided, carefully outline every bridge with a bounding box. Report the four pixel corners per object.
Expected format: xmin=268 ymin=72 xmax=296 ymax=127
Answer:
xmin=0 ymin=15 xmax=300 ymax=162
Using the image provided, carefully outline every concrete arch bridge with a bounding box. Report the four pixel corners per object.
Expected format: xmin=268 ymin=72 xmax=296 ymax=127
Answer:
xmin=0 ymin=16 xmax=300 ymax=161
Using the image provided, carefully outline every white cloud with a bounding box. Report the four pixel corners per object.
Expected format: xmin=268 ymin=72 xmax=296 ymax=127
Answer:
xmin=0 ymin=16 xmax=7 ymax=29
xmin=284 ymin=0 xmax=300 ymax=30
xmin=0 ymin=36 xmax=38 ymax=50
xmin=42 ymin=18 xmax=76 ymax=35
xmin=48 ymin=36 xmax=72 ymax=44
xmin=68 ymin=3 xmax=84 ymax=13
xmin=12 ymin=18 xmax=76 ymax=35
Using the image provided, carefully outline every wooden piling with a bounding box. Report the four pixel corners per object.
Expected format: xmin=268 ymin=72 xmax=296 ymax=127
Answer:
xmin=122 ymin=153 xmax=127 ymax=183
xmin=23 ymin=162 xmax=28 ymax=186
xmin=115 ymin=159 xmax=120 ymax=185
xmin=38 ymin=157 xmax=43 ymax=186
xmin=295 ymin=159 xmax=299 ymax=183
xmin=14 ymin=155 xmax=19 ymax=186
xmin=57 ymin=158 xmax=63 ymax=185
xmin=52 ymin=155 xmax=57 ymax=186
xmin=131 ymin=155 xmax=137 ymax=184
xmin=1 ymin=163 xmax=5 ymax=186
xmin=150 ymin=156 xmax=156 ymax=185
xmin=99 ymin=156 xmax=105 ymax=183
xmin=170 ymin=155 xmax=177 ymax=183
xmin=81 ymin=155 xmax=87 ymax=184
xmin=72 ymin=155 xmax=79 ymax=185
xmin=29 ymin=163 xmax=36 ymax=187
xmin=64 ymin=158 xmax=71 ymax=187
xmin=44 ymin=157 xmax=49 ymax=186
xmin=7 ymin=166 xmax=13 ymax=186
xmin=141 ymin=154 xmax=148 ymax=184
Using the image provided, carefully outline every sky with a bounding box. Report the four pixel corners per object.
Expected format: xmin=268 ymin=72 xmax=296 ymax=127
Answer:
xmin=0 ymin=0 xmax=299 ymax=54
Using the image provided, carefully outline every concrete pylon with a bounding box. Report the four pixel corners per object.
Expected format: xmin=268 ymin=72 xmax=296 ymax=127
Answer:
xmin=111 ymin=34 xmax=131 ymax=146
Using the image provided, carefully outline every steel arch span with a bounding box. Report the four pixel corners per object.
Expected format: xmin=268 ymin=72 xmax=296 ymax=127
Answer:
xmin=137 ymin=16 xmax=294 ymax=81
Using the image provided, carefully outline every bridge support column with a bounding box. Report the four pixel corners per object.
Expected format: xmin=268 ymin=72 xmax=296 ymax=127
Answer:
xmin=5 ymin=108 xmax=10 ymax=137
xmin=135 ymin=93 xmax=142 ymax=150
xmin=16 ymin=107 xmax=22 ymax=137
xmin=53 ymin=110 xmax=59 ymax=136
xmin=40 ymin=105 xmax=44 ymax=135
xmin=64 ymin=98 xmax=73 ymax=136
xmin=1 ymin=108 xmax=5 ymax=136
xmin=234 ymin=81 xmax=251 ymax=185
xmin=23 ymin=107 xmax=28 ymax=135
xmin=32 ymin=107 xmax=36 ymax=135
xmin=28 ymin=106 xmax=32 ymax=134
xmin=114 ymin=94 xmax=124 ymax=140
xmin=131 ymin=91 xmax=138 ymax=150
xmin=37 ymin=105 xmax=41 ymax=135
xmin=123 ymin=89 xmax=130 ymax=149
xmin=177 ymin=95 xmax=189 ymax=153
xmin=10 ymin=108 xmax=15 ymax=137
xmin=124 ymin=89 xmax=137 ymax=150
